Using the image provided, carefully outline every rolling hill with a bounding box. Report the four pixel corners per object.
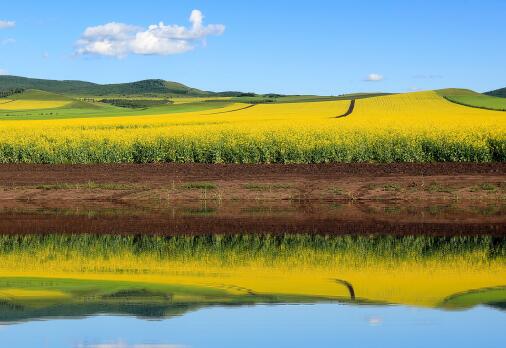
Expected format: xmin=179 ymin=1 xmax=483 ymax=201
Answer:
xmin=437 ymin=88 xmax=506 ymax=111
xmin=0 ymin=75 xmax=213 ymax=97
xmin=485 ymin=87 xmax=506 ymax=98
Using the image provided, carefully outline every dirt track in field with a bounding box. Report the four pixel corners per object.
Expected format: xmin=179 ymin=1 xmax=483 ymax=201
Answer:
xmin=204 ymin=104 xmax=256 ymax=114
xmin=336 ymin=99 xmax=355 ymax=118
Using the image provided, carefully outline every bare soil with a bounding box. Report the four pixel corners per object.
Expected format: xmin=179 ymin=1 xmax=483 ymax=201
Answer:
xmin=0 ymin=163 xmax=504 ymax=235
xmin=0 ymin=163 xmax=504 ymax=202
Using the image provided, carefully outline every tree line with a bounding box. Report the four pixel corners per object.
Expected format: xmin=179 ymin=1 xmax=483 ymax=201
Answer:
xmin=0 ymin=88 xmax=25 ymax=98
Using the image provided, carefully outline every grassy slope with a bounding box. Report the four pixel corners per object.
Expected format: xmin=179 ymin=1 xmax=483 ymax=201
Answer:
xmin=8 ymin=89 xmax=76 ymax=101
xmin=437 ymin=88 xmax=506 ymax=111
xmin=441 ymin=287 xmax=506 ymax=310
xmin=445 ymin=95 xmax=506 ymax=111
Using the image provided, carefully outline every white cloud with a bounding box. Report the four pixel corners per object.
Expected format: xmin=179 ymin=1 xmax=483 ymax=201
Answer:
xmin=76 ymin=10 xmax=225 ymax=58
xmin=365 ymin=73 xmax=384 ymax=82
xmin=0 ymin=69 xmax=8 ymax=75
xmin=0 ymin=20 xmax=15 ymax=29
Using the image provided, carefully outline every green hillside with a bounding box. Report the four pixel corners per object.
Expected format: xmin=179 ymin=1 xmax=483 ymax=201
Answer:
xmin=485 ymin=87 xmax=506 ymax=98
xmin=437 ymin=88 xmax=506 ymax=111
xmin=0 ymin=75 xmax=389 ymax=105
xmin=436 ymin=88 xmax=481 ymax=97
xmin=0 ymin=75 xmax=212 ymax=97
xmin=9 ymin=89 xmax=74 ymax=101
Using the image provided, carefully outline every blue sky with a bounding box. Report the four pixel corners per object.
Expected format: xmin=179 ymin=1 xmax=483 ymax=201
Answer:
xmin=0 ymin=0 xmax=505 ymax=95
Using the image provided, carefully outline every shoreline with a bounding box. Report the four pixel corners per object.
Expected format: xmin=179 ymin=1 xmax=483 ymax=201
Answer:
xmin=0 ymin=163 xmax=504 ymax=235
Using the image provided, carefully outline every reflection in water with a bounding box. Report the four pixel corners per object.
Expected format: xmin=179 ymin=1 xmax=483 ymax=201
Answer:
xmin=0 ymin=234 xmax=505 ymax=323
xmin=0 ymin=200 xmax=504 ymax=235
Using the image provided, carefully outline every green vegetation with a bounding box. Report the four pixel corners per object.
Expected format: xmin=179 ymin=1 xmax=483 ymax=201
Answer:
xmin=181 ymin=182 xmax=217 ymax=190
xmin=485 ymin=86 xmax=506 ymax=98
xmin=441 ymin=287 xmax=506 ymax=309
xmin=99 ymin=98 xmax=172 ymax=109
xmin=426 ymin=182 xmax=456 ymax=193
xmin=437 ymin=88 xmax=506 ymax=111
xmin=0 ymin=75 xmax=212 ymax=97
xmin=382 ymin=183 xmax=402 ymax=192
xmin=36 ymin=182 xmax=135 ymax=190
xmin=244 ymin=183 xmax=292 ymax=191
xmin=1 ymin=234 xmax=504 ymax=265
xmin=436 ymin=88 xmax=480 ymax=97
xmin=8 ymin=89 xmax=74 ymax=101
xmin=445 ymin=95 xmax=506 ymax=111
xmin=469 ymin=183 xmax=502 ymax=193
xmin=0 ymin=88 xmax=25 ymax=98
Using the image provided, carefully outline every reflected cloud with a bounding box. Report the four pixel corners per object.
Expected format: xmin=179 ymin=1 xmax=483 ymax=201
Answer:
xmin=367 ymin=316 xmax=383 ymax=326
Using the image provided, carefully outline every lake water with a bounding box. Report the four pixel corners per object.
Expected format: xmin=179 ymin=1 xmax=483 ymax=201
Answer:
xmin=0 ymin=205 xmax=504 ymax=347
xmin=1 ymin=304 xmax=505 ymax=348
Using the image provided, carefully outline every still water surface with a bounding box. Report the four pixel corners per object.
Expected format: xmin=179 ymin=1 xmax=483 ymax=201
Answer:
xmin=2 ymin=304 xmax=505 ymax=348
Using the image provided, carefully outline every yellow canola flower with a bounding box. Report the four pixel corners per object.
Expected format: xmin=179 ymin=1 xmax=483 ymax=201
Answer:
xmin=0 ymin=100 xmax=70 ymax=110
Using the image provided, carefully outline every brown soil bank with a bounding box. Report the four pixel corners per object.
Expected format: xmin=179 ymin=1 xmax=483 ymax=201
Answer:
xmin=0 ymin=163 xmax=504 ymax=202
xmin=0 ymin=201 xmax=504 ymax=236
xmin=0 ymin=163 xmax=504 ymax=235
xmin=1 ymin=163 xmax=504 ymax=184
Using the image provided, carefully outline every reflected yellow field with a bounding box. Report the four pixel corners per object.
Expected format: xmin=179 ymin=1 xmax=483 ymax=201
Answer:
xmin=0 ymin=234 xmax=504 ymax=309
xmin=0 ymin=289 xmax=69 ymax=299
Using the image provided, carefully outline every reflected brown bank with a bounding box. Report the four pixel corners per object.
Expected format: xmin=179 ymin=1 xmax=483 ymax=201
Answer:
xmin=0 ymin=200 xmax=504 ymax=235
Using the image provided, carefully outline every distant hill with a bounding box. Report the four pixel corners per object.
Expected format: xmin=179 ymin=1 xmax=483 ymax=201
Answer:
xmin=0 ymin=75 xmax=213 ymax=97
xmin=437 ymin=88 xmax=506 ymax=111
xmin=435 ymin=88 xmax=481 ymax=97
xmin=9 ymin=89 xmax=74 ymax=101
xmin=485 ymin=87 xmax=506 ymax=98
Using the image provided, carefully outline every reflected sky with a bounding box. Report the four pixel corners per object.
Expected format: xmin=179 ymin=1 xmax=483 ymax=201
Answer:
xmin=1 ymin=304 xmax=505 ymax=348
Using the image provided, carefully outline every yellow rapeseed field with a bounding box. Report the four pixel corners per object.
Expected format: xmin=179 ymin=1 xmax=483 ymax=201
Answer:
xmin=0 ymin=91 xmax=504 ymax=163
